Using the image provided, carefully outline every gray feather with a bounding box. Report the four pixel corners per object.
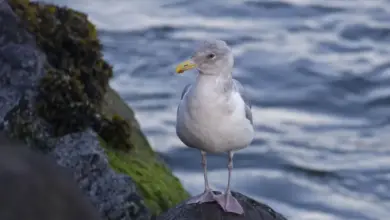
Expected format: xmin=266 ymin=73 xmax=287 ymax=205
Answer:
xmin=180 ymin=84 xmax=192 ymax=100
xmin=244 ymin=105 xmax=253 ymax=125
xmin=233 ymin=79 xmax=253 ymax=125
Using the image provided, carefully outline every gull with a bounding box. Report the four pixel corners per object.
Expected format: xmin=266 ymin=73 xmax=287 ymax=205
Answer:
xmin=174 ymin=39 xmax=254 ymax=215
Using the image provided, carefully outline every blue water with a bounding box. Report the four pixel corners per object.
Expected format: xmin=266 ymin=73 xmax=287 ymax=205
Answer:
xmin=38 ymin=0 xmax=390 ymax=219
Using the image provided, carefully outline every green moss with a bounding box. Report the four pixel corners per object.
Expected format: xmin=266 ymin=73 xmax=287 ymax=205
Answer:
xmin=101 ymin=89 xmax=190 ymax=215
xmin=100 ymin=136 xmax=189 ymax=215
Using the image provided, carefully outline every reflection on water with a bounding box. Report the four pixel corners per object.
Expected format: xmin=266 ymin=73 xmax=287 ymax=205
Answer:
xmin=38 ymin=0 xmax=390 ymax=219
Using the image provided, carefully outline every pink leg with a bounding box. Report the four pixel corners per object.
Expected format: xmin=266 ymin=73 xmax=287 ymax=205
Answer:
xmin=186 ymin=151 xmax=216 ymax=204
xmin=214 ymin=151 xmax=244 ymax=214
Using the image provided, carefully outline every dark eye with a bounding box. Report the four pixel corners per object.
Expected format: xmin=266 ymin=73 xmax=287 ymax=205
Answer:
xmin=206 ymin=53 xmax=216 ymax=59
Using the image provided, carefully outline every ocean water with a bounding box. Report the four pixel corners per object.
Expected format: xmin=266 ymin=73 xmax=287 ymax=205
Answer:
xmin=37 ymin=0 xmax=390 ymax=219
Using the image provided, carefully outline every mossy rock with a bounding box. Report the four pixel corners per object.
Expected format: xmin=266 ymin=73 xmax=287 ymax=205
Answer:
xmin=93 ymin=113 xmax=133 ymax=151
xmin=101 ymin=138 xmax=189 ymax=216
xmin=101 ymin=89 xmax=190 ymax=215
xmin=36 ymin=67 xmax=96 ymax=135
xmin=8 ymin=0 xmax=113 ymax=136
xmin=8 ymin=0 xmax=132 ymax=150
xmin=7 ymin=0 xmax=190 ymax=215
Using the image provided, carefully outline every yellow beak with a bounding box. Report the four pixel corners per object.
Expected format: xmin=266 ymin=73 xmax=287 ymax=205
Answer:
xmin=175 ymin=60 xmax=196 ymax=74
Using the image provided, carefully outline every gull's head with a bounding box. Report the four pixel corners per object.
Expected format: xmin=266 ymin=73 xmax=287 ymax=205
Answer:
xmin=175 ymin=39 xmax=234 ymax=75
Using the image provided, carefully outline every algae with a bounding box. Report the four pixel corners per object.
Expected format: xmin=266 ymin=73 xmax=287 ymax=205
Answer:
xmin=8 ymin=0 xmax=110 ymax=135
xmin=3 ymin=97 xmax=54 ymax=151
xmin=93 ymin=114 xmax=133 ymax=151
xmin=102 ymin=89 xmax=190 ymax=215
xmin=7 ymin=0 xmax=189 ymax=215
xmin=100 ymin=135 xmax=189 ymax=215
xmin=8 ymin=0 xmax=132 ymax=149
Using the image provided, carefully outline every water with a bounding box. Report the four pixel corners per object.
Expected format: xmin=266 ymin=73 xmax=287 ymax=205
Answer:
xmin=37 ymin=0 xmax=390 ymax=219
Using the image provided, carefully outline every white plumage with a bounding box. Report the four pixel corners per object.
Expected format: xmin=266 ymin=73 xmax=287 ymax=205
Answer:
xmin=174 ymin=39 xmax=254 ymax=215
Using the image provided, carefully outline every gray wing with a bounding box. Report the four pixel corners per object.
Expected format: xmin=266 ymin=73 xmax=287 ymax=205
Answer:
xmin=233 ymin=79 xmax=253 ymax=125
xmin=180 ymin=84 xmax=192 ymax=100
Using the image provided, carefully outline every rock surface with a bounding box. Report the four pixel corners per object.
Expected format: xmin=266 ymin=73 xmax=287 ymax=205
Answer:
xmin=156 ymin=191 xmax=288 ymax=220
xmin=0 ymin=132 xmax=103 ymax=220
xmin=52 ymin=129 xmax=149 ymax=220
xmin=0 ymin=0 xmax=45 ymax=123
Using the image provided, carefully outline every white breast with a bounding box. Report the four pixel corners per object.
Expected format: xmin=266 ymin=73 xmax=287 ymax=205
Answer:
xmin=176 ymin=86 xmax=254 ymax=153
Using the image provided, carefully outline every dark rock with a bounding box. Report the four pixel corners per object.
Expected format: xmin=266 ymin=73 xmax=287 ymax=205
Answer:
xmin=0 ymin=132 xmax=103 ymax=220
xmin=156 ymin=191 xmax=288 ymax=220
xmin=0 ymin=0 xmax=45 ymax=122
xmin=0 ymin=0 xmax=53 ymax=149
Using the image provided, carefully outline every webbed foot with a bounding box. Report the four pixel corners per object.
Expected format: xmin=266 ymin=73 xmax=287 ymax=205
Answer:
xmin=214 ymin=192 xmax=244 ymax=215
xmin=186 ymin=189 xmax=216 ymax=204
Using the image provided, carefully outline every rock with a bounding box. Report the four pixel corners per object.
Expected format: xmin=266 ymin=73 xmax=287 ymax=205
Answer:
xmin=156 ymin=191 xmax=288 ymax=220
xmin=52 ymin=129 xmax=149 ymax=220
xmin=8 ymin=0 xmax=114 ymax=137
xmin=0 ymin=0 xmax=45 ymax=123
xmin=0 ymin=0 xmax=190 ymax=219
xmin=0 ymin=0 xmax=53 ymax=150
xmin=0 ymin=132 xmax=103 ymax=220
